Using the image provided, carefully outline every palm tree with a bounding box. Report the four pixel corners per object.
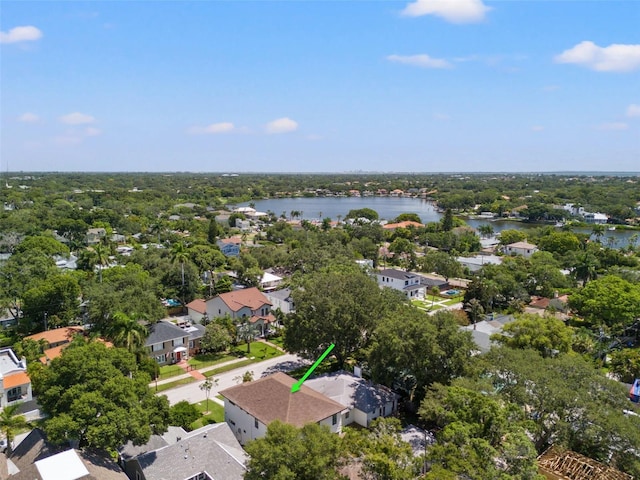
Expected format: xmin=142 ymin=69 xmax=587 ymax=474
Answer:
xmin=430 ymin=286 xmax=440 ymax=310
xmin=150 ymin=221 xmax=164 ymax=243
xmin=93 ymin=243 xmax=109 ymax=283
xmin=0 ymin=404 xmax=28 ymax=455
xmin=107 ymin=312 xmax=148 ymax=353
xmin=237 ymin=318 xmax=259 ymax=354
xmin=574 ymin=252 xmax=599 ymax=285
xmin=170 ymin=241 xmax=189 ymax=297
xmin=464 ymin=298 xmax=484 ymax=330
xmin=591 ymin=224 xmax=606 ymax=243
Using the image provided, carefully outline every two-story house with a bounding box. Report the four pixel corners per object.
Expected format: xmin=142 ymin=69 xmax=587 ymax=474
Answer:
xmin=217 ymin=238 xmax=241 ymax=257
xmin=220 ymin=372 xmax=345 ymax=445
xmin=205 ymin=287 xmax=275 ymax=337
xmin=265 ymin=288 xmax=295 ymax=315
xmin=0 ymin=348 xmax=32 ymax=408
xmin=376 ymin=268 xmax=425 ymax=299
xmin=145 ymin=321 xmax=191 ymax=365
xmin=504 ymin=241 xmax=539 ymax=258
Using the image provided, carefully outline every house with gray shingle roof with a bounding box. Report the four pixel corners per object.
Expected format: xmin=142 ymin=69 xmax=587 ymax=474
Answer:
xmin=305 ymin=371 xmax=399 ymax=428
xmin=120 ymin=423 xmax=246 ymax=480
xmin=461 ymin=314 xmax=517 ymax=353
xmin=145 ymin=320 xmax=190 ymax=365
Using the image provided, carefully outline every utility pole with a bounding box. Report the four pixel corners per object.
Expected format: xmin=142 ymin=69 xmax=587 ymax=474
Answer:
xmin=44 ymin=312 xmax=48 ymax=331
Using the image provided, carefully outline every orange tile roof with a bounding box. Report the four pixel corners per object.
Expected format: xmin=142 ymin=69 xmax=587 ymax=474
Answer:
xmin=3 ymin=371 xmax=30 ymax=389
xmin=186 ymin=298 xmax=207 ymax=314
xmin=217 ymin=287 xmax=271 ymax=312
xmin=39 ymin=338 xmax=113 ymax=364
xmin=383 ymin=221 xmax=424 ymax=230
xmin=220 ymin=372 xmax=344 ymax=427
xmin=26 ymin=326 xmax=84 ymax=346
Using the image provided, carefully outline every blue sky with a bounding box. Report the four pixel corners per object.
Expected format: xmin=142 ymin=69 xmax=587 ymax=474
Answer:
xmin=2 ymin=0 xmax=639 ymax=172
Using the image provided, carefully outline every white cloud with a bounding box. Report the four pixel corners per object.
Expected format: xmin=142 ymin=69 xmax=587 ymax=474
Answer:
xmin=59 ymin=112 xmax=96 ymax=125
xmin=597 ymin=122 xmax=629 ymax=131
xmin=401 ymin=0 xmax=491 ymax=23
xmin=18 ymin=112 xmax=40 ymax=123
xmin=188 ymin=122 xmax=236 ymax=135
xmin=387 ymin=54 xmax=452 ymax=69
xmin=0 ymin=26 xmax=43 ymax=44
xmin=531 ymin=126 xmax=545 ymax=132
xmin=627 ymin=104 xmax=640 ymax=118
xmin=554 ymin=41 xmax=640 ymax=72
xmin=84 ymin=127 xmax=102 ymax=136
xmin=265 ymin=117 xmax=298 ymax=134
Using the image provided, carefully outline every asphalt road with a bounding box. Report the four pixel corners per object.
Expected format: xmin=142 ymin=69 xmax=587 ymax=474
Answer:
xmin=159 ymin=353 xmax=309 ymax=405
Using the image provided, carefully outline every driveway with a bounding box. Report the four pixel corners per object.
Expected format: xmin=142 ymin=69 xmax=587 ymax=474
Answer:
xmin=160 ymin=353 xmax=309 ymax=406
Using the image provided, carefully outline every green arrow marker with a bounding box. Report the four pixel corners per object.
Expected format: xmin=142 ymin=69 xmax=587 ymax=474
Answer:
xmin=291 ymin=343 xmax=335 ymax=393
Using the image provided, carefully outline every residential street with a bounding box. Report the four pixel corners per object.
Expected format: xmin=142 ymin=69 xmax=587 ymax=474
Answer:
xmin=159 ymin=353 xmax=309 ymax=406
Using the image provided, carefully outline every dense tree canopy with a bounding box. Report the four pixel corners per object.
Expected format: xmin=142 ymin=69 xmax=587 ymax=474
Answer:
xmin=569 ymin=275 xmax=640 ymax=333
xmin=368 ymin=308 xmax=475 ymax=403
xmin=244 ymin=421 xmax=344 ymax=480
xmin=36 ymin=341 xmax=170 ymax=450
xmin=285 ymin=265 xmax=397 ymax=368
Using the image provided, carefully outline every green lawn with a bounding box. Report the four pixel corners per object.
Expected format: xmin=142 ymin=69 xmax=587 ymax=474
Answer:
xmin=411 ymin=299 xmax=444 ymax=311
xmin=203 ymin=358 xmax=255 ymax=378
xmin=153 ymin=377 xmax=196 ymax=393
xmin=188 ymin=352 xmax=236 ymax=369
xmin=158 ymin=364 xmax=185 ymax=380
xmin=231 ymin=341 xmax=283 ymax=360
xmin=268 ymin=335 xmax=285 ymax=349
xmin=189 ymin=400 xmax=225 ymax=430
xmin=443 ymin=296 xmax=464 ymax=306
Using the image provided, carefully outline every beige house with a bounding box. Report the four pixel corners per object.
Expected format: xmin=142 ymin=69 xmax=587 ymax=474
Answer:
xmin=504 ymin=241 xmax=539 ymax=258
xmin=145 ymin=321 xmax=191 ymax=365
xmin=220 ymin=372 xmax=345 ymax=445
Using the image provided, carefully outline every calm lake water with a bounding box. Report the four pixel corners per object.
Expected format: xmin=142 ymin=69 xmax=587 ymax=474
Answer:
xmin=239 ymin=197 xmax=638 ymax=249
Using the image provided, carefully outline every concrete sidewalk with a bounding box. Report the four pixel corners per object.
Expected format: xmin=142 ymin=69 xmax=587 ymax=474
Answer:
xmin=150 ymin=356 xmax=250 ymax=388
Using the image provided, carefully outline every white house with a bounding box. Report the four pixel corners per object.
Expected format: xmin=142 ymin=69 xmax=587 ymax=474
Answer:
xmin=220 ymin=372 xmax=345 ymax=445
xmin=185 ymin=298 xmax=207 ymax=324
xmin=305 ymin=371 xmax=399 ymax=428
xmin=504 ymin=241 xmax=538 ymax=258
xmin=456 ymin=254 xmax=503 ymax=272
xmin=205 ymin=287 xmax=275 ymax=336
xmin=265 ymin=288 xmax=295 ymax=314
xmin=376 ymin=269 xmax=424 ymax=299
xmin=0 ymin=348 xmax=32 ymax=408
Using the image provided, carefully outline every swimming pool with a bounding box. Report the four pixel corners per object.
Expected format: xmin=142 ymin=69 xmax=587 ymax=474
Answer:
xmin=443 ymin=289 xmax=461 ymax=296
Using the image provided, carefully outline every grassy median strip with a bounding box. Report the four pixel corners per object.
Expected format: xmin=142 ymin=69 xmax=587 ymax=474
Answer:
xmin=158 ymin=364 xmax=185 ymax=380
xmin=203 ymin=358 xmax=255 ymax=378
xmin=153 ymin=376 xmax=196 ymax=392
